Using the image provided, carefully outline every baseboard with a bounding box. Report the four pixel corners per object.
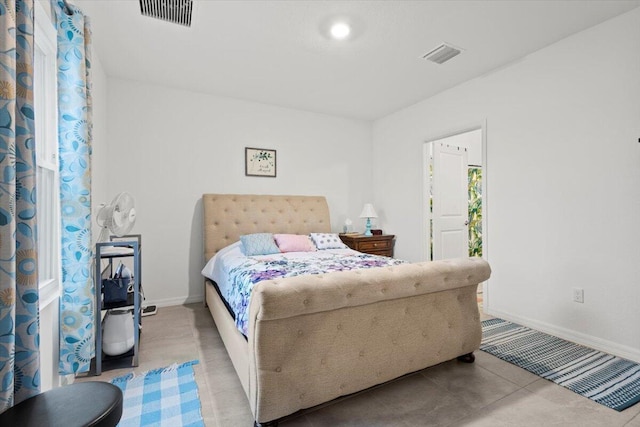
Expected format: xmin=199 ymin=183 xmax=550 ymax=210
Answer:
xmin=486 ymin=308 xmax=640 ymax=364
xmin=146 ymin=294 xmax=204 ymax=308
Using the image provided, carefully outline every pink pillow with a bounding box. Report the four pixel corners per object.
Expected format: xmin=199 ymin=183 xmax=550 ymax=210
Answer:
xmin=274 ymin=234 xmax=317 ymax=253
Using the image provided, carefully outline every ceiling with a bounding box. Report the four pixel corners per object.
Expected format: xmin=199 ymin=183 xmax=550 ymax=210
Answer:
xmin=76 ymin=0 xmax=640 ymax=121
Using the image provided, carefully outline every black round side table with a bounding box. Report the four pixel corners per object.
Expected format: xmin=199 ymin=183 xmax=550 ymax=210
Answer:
xmin=0 ymin=381 xmax=123 ymax=427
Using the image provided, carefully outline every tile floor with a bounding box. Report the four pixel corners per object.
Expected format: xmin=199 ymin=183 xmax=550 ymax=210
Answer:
xmin=79 ymin=304 xmax=640 ymax=426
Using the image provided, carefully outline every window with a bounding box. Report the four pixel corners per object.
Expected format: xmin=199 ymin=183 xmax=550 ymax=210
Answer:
xmin=34 ymin=2 xmax=60 ymax=306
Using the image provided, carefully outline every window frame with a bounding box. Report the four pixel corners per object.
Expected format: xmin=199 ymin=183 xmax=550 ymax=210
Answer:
xmin=34 ymin=1 xmax=61 ymax=308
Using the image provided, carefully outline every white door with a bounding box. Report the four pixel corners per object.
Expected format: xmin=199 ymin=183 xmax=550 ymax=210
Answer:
xmin=431 ymin=142 xmax=469 ymax=260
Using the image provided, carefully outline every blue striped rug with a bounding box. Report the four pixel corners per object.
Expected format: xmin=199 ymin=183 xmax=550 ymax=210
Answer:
xmin=111 ymin=360 xmax=204 ymax=426
xmin=481 ymin=318 xmax=640 ymax=411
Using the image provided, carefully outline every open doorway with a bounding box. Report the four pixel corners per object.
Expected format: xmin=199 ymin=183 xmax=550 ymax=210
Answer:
xmin=424 ymin=128 xmax=485 ymax=306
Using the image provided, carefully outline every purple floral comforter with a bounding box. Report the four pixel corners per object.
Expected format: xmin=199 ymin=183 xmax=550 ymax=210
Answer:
xmin=225 ymin=251 xmax=404 ymax=336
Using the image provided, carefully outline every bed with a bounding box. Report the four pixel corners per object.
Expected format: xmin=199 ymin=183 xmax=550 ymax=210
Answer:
xmin=202 ymin=194 xmax=491 ymax=426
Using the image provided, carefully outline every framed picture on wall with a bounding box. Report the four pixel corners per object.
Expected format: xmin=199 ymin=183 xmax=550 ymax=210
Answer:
xmin=245 ymin=147 xmax=277 ymax=177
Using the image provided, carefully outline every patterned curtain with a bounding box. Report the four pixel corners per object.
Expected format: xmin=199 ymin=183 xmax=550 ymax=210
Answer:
xmin=51 ymin=1 xmax=94 ymax=375
xmin=0 ymin=0 xmax=40 ymax=412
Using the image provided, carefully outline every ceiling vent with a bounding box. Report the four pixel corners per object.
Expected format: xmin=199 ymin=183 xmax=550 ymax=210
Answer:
xmin=422 ymin=43 xmax=463 ymax=64
xmin=139 ymin=0 xmax=193 ymax=27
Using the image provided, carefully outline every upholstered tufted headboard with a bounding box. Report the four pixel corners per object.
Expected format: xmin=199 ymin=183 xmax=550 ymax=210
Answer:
xmin=202 ymin=194 xmax=331 ymax=262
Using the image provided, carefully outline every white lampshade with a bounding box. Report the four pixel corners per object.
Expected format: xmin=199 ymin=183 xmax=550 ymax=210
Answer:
xmin=359 ymin=203 xmax=378 ymax=218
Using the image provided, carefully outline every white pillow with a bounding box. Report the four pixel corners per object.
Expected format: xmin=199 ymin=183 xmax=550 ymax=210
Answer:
xmin=310 ymin=233 xmax=348 ymax=250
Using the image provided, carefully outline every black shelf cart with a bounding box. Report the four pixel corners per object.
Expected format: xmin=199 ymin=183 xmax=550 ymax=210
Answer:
xmin=93 ymin=235 xmax=141 ymax=375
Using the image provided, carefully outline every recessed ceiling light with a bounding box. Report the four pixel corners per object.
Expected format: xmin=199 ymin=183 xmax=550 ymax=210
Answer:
xmin=330 ymin=22 xmax=351 ymax=40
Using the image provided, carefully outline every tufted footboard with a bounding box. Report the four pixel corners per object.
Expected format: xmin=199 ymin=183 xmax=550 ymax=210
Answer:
xmin=246 ymin=257 xmax=491 ymax=424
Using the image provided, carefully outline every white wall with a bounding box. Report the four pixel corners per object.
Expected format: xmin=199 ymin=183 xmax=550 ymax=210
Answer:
xmin=91 ymin=55 xmax=109 ymax=240
xmin=105 ymin=79 xmax=372 ymax=306
xmin=373 ymin=8 xmax=640 ymax=360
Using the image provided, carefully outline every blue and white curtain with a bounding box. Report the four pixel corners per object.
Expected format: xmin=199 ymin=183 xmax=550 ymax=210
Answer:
xmin=51 ymin=0 xmax=94 ymax=375
xmin=0 ymin=0 xmax=40 ymax=412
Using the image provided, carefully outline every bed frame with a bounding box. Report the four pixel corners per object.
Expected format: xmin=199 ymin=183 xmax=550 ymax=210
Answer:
xmin=202 ymin=194 xmax=491 ymax=426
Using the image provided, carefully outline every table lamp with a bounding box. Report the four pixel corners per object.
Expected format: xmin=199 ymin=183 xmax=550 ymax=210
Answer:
xmin=359 ymin=203 xmax=378 ymax=236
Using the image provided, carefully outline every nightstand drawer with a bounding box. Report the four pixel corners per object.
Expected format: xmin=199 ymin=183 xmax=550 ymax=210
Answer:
xmin=366 ymin=249 xmax=393 ymax=257
xmin=357 ymin=239 xmax=392 ymax=251
xmin=339 ymin=234 xmax=395 ymax=258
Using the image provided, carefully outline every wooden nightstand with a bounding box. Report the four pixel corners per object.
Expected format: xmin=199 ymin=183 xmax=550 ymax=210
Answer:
xmin=339 ymin=234 xmax=395 ymax=257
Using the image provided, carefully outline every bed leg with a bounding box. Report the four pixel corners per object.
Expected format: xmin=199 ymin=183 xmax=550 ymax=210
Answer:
xmin=203 ymin=281 xmax=208 ymax=307
xmin=457 ymin=352 xmax=476 ymax=363
xmin=254 ymin=421 xmax=278 ymax=427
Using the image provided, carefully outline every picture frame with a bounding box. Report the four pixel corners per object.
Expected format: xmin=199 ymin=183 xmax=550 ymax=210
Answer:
xmin=245 ymin=147 xmax=277 ymax=177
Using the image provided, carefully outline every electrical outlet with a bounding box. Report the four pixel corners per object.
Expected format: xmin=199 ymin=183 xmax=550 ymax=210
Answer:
xmin=572 ymin=287 xmax=584 ymax=303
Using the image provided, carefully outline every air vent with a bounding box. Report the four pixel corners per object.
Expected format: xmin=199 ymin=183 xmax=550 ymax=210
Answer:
xmin=139 ymin=0 xmax=193 ymax=27
xmin=422 ymin=43 xmax=463 ymax=64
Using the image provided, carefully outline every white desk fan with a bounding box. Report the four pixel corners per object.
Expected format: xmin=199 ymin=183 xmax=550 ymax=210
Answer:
xmin=96 ymin=192 xmax=137 ymax=243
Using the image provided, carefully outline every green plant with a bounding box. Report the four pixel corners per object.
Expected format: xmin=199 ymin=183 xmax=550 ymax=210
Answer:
xmin=468 ymin=167 xmax=482 ymax=257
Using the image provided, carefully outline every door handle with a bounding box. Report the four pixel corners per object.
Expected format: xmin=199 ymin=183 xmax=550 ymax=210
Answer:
xmin=464 ymin=220 xmax=469 ymax=226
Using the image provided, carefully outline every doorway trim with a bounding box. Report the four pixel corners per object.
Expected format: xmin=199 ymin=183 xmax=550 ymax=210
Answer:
xmin=422 ymin=120 xmax=489 ymax=306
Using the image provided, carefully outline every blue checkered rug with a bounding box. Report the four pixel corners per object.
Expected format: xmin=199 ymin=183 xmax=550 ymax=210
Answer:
xmin=482 ymin=319 xmax=640 ymax=411
xmin=111 ymin=360 xmax=204 ymax=426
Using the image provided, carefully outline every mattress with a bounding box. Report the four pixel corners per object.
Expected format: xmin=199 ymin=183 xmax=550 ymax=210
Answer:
xmin=202 ymin=241 xmax=405 ymax=336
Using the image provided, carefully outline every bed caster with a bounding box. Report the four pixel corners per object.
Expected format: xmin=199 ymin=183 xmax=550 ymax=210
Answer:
xmin=457 ymin=352 xmax=475 ymax=363
xmin=254 ymin=421 xmax=278 ymax=427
